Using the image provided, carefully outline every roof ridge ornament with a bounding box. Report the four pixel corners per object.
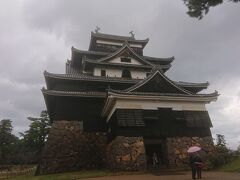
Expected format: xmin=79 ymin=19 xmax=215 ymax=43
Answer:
xmin=129 ymin=31 xmax=135 ymax=39
xmin=214 ymin=90 xmax=220 ymax=96
xmin=95 ymin=26 xmax=101 ymax=33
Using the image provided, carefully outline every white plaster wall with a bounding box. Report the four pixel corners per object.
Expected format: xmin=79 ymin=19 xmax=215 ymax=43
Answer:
xmin=131 ymin=70 xmax=147 ymax=79
xmin=115 ymin=99 xmax=206 ymax=111
xmin=106 ymin=68 xmax=122 ymax=77
xmin=109 ymin=57 xmax=142 ymax=65
xmin=94 ymin=67 xmax=147 ymax=79
xmin=94 ymin=67 xmax=122 ymax=77
xmin=96 ymin=40 xmax=142 ymax=48
xmin=93 ymin=68 xmax=101 ymax=76
xmin=106 ymin=99 xmax=207 ymax=121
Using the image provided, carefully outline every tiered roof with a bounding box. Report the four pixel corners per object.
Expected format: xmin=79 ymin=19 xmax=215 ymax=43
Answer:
xmin=43 ymin=68 xmax=218 ymax=100
xmin=44 ymin=67 xmax=209 ymax=94
xmin=42 ymin=31 xmax=218 ymax=122
xmin=89 ymin=32 xmax=149 ymax=51
xmin=123 ymin=69 xmax=192 ymax=94
xmin=71 ymin=46 xmax=174 ymax=70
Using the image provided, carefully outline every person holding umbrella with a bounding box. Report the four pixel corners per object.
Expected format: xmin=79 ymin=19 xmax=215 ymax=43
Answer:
xmin=195 ymin=153 xmax=203 ymax=179
xmin=188 ymin=146 xmax=203 ymax=179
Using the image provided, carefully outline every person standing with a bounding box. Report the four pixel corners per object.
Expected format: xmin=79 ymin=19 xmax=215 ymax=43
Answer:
xmin=152 ymin=152 xmax=159 ymax=165
xmin=195 ymin=154 xmax=203 ymax=179
xmin=189 ymin=153 xmax=197 ymax=179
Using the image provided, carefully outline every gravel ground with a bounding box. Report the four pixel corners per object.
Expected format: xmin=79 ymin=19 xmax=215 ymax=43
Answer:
xmin=88 ymin=171 xmax=240 ymax=180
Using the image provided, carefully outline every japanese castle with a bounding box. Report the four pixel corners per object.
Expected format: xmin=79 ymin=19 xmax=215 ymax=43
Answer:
xmin=38 ymin=30 xmax=218 ymax=174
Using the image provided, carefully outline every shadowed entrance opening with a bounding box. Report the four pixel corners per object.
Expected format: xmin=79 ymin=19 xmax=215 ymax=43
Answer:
xmin=122 ymin=69 xmax=132 ymax=78
xmin=144 ymin=139 xmax=168 ymax=169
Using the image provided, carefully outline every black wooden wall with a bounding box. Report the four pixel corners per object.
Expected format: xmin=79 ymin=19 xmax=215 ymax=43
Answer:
xmin=107 ymin=109 xmax=212 ymax=140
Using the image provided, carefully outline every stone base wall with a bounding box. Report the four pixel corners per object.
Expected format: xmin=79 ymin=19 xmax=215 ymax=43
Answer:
xmin=36 ymin=121 xmax=107 ymax=175
xmin=106 ymin=136 xmax=146 ymax=171
xmin=167 ymin=136 xmax=214 ymax=166
xmin=37 ymin=121 xmax=214 ymax=174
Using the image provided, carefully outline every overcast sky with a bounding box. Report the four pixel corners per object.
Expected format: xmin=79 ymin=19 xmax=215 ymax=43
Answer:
xmin=0 ymin=0 xmax=239 ymax=149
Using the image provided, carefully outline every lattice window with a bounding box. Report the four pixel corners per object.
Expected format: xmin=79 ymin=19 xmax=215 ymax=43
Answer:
xmin=117 ymin=109 xmax=145 ymax=127
xmin=121 ymin=57 xmax=131 ymax=63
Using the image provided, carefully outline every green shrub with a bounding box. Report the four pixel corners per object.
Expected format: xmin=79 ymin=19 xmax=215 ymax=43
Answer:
xmin=205 ymin=146 xmax=234 ymax=169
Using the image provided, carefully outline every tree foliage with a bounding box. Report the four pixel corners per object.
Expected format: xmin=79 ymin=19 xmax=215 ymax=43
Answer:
xmin=19 ymin=111 xmax=51 ymax=163
xmin=20 ymin=111 xmax=51 ymax=152
xmin=0 ymin=119 xmax=19 ymax=165
xmin=0 ymin=111 xmax=51 ymax=165
xmin=216 ymin=134 xmax=227 ymax=148
xmin=206 ymin=134 xmax=234 ymax=168
xmin=183 ymin=0 xmax=240 ymax=19
xmin=237 ymin=145 xmax=240 ymax=155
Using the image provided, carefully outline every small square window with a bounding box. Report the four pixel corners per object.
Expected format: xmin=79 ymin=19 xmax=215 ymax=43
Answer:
xmin=101 ymin=69 xmax=106 ymax=76
xmin=121 ymin=57 xmax=131 ymax=63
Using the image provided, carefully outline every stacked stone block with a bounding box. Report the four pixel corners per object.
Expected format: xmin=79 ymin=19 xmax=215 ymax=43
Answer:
xmin=36 ymin=121 xmax=107 ymax=175
xmin=166 ymin=136 xmax=214 ymax=166
xmin=106 ymin=136 xmax=146 ymax=171
xmin=37 ymin=121 xmax=214 ymax=174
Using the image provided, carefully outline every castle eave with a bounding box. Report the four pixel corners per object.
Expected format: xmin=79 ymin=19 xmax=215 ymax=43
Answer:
xmin=42 ymin=88 xmax=106 ymax=98
xmin=102 ymin=90 xmax=219 ymax=121
xmin=89 ymin=32 xmax=149 ymax=51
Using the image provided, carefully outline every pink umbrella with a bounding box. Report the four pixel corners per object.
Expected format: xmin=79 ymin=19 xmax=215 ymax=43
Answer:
xmin=187 ymin=146 xmax=201 ymax=153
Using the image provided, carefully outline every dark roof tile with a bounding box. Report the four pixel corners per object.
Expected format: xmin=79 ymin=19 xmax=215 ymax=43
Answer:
xmin=72 ymin=47 xmax=174 ymax=64
xmin=42 ymin=88 xmax=106 ymax=98
xmin=91 ymin=32 xmax=149 ymax=43
xmin=44 ymin=70 xmax=139 ymax=83
xmin=108 ymin=89 xmax=219 ymax=98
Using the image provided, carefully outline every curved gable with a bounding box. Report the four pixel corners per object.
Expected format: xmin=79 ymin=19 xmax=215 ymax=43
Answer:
xmin=97 ymin=43 xmax=153 ymax=66
xmin=125 ymin=70 xmax=192 ymax=95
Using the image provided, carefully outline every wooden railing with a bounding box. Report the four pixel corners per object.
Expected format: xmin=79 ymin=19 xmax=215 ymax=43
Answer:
xmin=0 ymin=166 xmax=35 ymax=179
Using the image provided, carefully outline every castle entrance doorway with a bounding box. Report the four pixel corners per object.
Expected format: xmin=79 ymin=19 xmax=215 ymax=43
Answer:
xmin=144 ymin=139 xmax=168 ymax=169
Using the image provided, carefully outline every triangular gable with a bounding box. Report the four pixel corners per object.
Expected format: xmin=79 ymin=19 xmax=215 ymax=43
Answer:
xmin=125 ymin=69 xmax=192 ymax=95
xmin=96 ymin=43 xmax=153 ymax=66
